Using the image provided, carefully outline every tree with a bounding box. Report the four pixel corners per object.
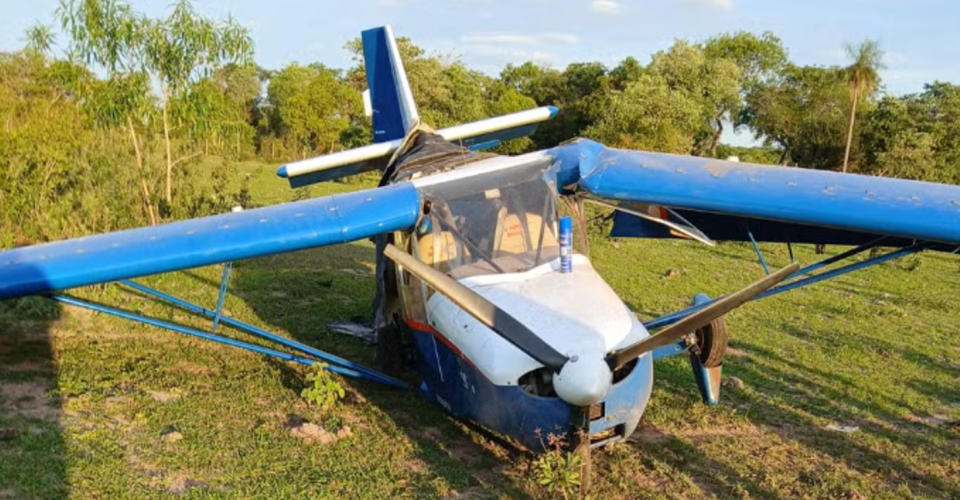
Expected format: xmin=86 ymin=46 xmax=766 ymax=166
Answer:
xmin=140 ymin=0 xmax=253 ymax=204
xmin=703 ymin=31 xmax=787 ymax=92
xmin=608 ymin=56 xmax=643 ymax=91
xmin=860 ymin=84 xmax=960 ymax=184
xmin=584 ymin=73 xmax=703 ymax=153
xmin=743 ymin=65 xmax=850 ymax=169
xmin=57 ymin=0 xmax=158 ymax=223
xmin=265 ymin=64 xmax=363 ymax=158
xmin=842 ymin=40 xmax=884 ymax=172
xmin=24 ymin=23 xmax=55 ymax=55
xmin=700 ymin=32 xmax=787 ymax=157
xmin=647 ymin=41 xmax=741 ymax=156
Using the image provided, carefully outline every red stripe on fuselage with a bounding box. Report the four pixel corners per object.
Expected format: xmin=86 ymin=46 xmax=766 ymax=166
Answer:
xmin=404 ymin=318 xmax=480 ymax=372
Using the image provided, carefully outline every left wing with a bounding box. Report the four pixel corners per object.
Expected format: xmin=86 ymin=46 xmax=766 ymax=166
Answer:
xmin=552 ymin=139 xmax=960 ymax=249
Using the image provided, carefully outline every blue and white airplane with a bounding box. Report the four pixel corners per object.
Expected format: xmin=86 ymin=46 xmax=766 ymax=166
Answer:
xmin=1 ymin=26 xmax=959 ymax=472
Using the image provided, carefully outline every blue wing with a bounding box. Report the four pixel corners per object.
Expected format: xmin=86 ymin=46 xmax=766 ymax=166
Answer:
xmin=552 ymin=139 xmax=960 ymax=248
xmin=0 ymin=183 xmax=419 ymax=300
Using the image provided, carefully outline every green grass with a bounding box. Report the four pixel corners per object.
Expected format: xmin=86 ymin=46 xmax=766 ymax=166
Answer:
xmin=1 ymin=159 xmax=959 ymax=499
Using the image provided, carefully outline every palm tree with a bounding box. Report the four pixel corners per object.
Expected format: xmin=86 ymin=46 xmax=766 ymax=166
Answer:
xmin=24 ymin=23 xmax=55 ymax=55
xmin=842 ymin=40 xmax=884 ymax=173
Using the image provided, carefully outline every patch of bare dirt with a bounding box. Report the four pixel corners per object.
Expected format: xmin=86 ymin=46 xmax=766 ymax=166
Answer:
xmin=722 ymin=376 xmax=746 ymax=390
xmin=628 ymin=422 xmax=764 ymax=444
xmin=103 ymin=396 xmax=132 ymax=406
xmin=905 ymin=414 xmax=960 ymax=429
xmin=1 ymin=361 xmax=53 ymax=373
xmin=165 ymin=362 xmax=219 ymax=377
xmin=161 ymin=428 xmax=183 ymax=443
xmin=0 ymin=379 xmax=59 ymax=422
xmin=166 ymin=476 xmax=208 ymax=495
xmin=285 ymin=413 xmax=352 ymax=444
xmin=289 ymin=422 xmax=352 ymax=444
xmin=444 ymin=487 xmax=499 ymax=499
xmin=725 ymin=347 xmax=749 ymax=358
xmin=147 ymin=390 xmax=181 ymax=403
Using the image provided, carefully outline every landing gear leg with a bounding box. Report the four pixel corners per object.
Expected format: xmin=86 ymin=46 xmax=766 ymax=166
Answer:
xmin=569 ymin=406 xmax=592 ymax=495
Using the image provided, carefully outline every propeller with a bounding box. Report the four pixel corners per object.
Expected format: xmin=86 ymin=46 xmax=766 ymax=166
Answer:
xmin=605 ymin=262 xmax=800 ymax=370
xmin=382 ymin=244 xmax=570 ymax=372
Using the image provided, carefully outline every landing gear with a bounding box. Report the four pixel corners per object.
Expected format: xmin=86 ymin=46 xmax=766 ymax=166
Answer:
xmin=689 ymin=293 xmax=728 ymax=405
xmin=694 ymin=317 xmax=728 ymax=368
xmin=569 ymin=406 xmax=592 ymax=496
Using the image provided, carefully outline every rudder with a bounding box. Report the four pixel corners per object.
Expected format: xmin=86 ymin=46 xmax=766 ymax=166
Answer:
xmin=362 ymin=26 xmax=419 ymax=143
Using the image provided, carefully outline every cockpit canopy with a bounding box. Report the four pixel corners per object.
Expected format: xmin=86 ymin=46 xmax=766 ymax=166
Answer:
xmin=415 ymin=157 xmax=560 ymax=278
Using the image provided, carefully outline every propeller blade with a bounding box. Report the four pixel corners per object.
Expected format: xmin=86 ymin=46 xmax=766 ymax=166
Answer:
xmin=383 ymin=244 xmax=569 ymax=372
xmin=605 ymin=262 xmax=800 ymax=370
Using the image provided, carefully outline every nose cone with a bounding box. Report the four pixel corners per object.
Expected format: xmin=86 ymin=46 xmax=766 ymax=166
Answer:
xmin=553 ymin=350 xmax=613 ymax=406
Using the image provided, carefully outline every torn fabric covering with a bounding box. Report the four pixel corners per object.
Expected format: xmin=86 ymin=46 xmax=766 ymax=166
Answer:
xmin=370 ymin=127 xmax=497 ymax=332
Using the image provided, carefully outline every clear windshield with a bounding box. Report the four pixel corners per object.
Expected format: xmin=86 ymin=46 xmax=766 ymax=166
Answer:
xmin=415 ymin=158 xmax=560 ymax=278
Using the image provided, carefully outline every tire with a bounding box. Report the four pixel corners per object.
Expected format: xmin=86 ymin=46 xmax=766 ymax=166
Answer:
xmin=695 ymin=317 xmax=728 ymax=368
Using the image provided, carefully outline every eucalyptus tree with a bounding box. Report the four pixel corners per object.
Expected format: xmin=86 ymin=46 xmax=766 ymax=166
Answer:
xmin=139 ymin=0 xmax=252 ymax=204
xmin=57 ymin=0 xmax=158 ymax=223
xmin=842 ymin=40 xmax=884 ymax=172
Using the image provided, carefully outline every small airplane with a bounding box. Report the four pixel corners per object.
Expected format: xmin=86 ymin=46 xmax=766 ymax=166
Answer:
xmin=1 ymin=26 xmax=959 ymax=481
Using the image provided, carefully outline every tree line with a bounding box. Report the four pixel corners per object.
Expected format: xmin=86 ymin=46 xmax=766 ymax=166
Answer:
xmin=3 ymin=0 xmax=960 ymax=247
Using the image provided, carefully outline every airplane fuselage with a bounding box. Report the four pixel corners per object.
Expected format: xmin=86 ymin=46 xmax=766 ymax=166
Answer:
xmin=384 ymin=151 xmax=656 ymax=450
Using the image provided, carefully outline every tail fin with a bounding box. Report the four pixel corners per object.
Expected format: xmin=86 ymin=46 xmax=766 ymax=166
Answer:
xmin=276 ymin=25 xmax=558 ymax=187
xmin=362 ymin=26 xmax=419 ymax=143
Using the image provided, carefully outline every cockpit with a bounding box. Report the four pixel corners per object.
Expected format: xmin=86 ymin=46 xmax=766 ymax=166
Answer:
xmin=414 ymin=157 xmax=560 ymax=279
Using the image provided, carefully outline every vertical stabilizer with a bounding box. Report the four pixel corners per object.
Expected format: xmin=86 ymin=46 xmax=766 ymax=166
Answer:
xmin=362 ymin=26 xmax=419 ymax=143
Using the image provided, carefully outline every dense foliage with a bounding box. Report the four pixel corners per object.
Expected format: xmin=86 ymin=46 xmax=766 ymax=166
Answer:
xmin=2 ymin=0 xmax=959 ymax=246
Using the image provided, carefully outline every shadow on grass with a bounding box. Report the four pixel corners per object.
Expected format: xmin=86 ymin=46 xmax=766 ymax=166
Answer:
xmin=212 ymin=242 xmax=537 ymax=499
xmin=0 ymin=297 xmax=67 ymax=499
xmin=644 ymin=319 xmax=960 ymax=499
xmin=641 ymin=356 xmax=960 ymax=499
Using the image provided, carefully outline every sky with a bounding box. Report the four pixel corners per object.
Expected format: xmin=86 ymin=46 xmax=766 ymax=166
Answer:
xmin=3 ymin=0 xmax=960 ymax=146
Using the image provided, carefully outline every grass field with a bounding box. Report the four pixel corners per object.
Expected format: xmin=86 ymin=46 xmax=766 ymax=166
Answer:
xmin=1 ymin=159 xmax=959 ymax=499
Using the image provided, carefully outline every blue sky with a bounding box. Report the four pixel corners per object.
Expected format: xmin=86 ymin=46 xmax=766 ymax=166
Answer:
xmin=3 ymin=0 xmax=959 ymax=145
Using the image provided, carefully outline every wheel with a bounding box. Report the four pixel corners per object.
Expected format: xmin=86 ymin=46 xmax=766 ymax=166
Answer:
xmin=695 ymin=317 xmax=728 ymax=368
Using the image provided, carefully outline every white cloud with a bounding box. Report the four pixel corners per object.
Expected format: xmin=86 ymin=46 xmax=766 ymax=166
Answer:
xmin=460 ymin=32 xmax=580 ymax=45
xmin=592 ymin=0 xmax=623 ymax=15
xmin=461 ymin=43 xmax=558 ymax=63
xmin=682 ymin=0 xmax=734 ymax=10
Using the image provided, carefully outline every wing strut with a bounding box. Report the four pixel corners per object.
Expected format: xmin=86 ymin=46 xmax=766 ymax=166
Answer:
xmin=607 ymin=262 xmax=799 ymax=370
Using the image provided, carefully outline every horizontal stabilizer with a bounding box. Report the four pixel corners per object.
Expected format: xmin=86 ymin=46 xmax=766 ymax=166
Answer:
xmin=553 ymin=139 xmax=960 ymax=248
xmin=278 ymin=106 xmax=558 ymax=187
xmin=0 ymin=183 xmax=420 ymax=300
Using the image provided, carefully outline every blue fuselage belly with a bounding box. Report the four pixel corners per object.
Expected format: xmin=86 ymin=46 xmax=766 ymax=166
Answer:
xmin=405 ymin=322 xmax=653 ymax=451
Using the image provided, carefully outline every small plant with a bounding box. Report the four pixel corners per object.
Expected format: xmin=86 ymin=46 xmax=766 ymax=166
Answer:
xmin=532 ymin=431 xmax=583 ymax=499
xmin=897 ymin=253 xmax=922 ymax=272
xmin=301 ymin=363 xmax=345 ymax=411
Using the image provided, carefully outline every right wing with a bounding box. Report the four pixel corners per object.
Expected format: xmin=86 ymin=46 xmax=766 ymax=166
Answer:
xmin=0 ymin=183 xmax=420 ymax=300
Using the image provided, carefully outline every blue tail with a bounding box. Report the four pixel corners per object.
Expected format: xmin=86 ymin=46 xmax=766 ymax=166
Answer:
xmin=276 ymin=26 xmax=557 ymax=187
xmin=362 ymin=26 xmax=419 ymax=143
